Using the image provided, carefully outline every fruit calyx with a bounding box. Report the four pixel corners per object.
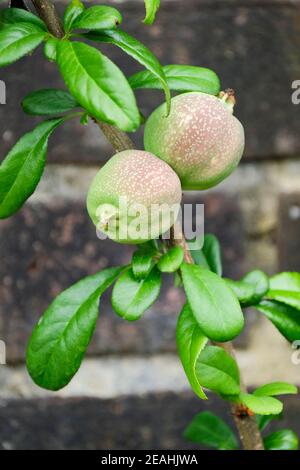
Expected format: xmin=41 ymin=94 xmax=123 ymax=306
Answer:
xmin=219 ymin=88 xmax=236 ymax=114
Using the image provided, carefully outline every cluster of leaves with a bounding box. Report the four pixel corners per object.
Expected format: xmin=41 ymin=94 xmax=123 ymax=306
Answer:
xmin=25 ymin=231 xmax=299 ymax=430
xmin=180 ymin=237 xmax=300 ymax=449
xmin=26 ymin=234 xmax=240 ymax=391
xmin=0 ymin=2 xmax=220 ymax=219
xmin=176 ymin=236 xmax=299 ymax=416
xmin=184 ymin=410 xmax=299 ymax=450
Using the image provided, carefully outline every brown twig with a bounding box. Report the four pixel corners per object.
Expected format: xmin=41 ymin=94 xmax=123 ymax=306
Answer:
xmin=31 ymin=0 xmax=64 ymax=37
xmin=96 ymin=121 xmax=135 ymax=152
xmin=219 ymin=342 xmax=264 ymax=450
xmin=31 ymin=0 xmax=264 ymax=450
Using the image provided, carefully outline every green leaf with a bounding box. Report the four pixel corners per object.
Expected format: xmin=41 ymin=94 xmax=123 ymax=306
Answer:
xmin=256 ymin=300 xmax=300 ymax=342
xmin=26 ymin=267 xmax=122 ymax=390
xmin=83 ymin=29 xmax=171 ymax=114
xmin=158 ymin=246 xmax=184 ymax=273
xmin=181 ymin=263 xmax=244 ymax=342
xmin=184 ymin=411 xmax=238 ymax=450
xmin=44 ymin=37 xmax=58 ymax=61
xmin=266 ymin=290 xmax=300 ymax=311
xmin=80 ymin=112 xmax=89 ymax=125
xmin=176 ymin=304 xmax=208 ymax=399
xmin=202 ymin=234 xmax=222 ymax=276
xmin=112 ymin=267 xmax=161 ymax=321
xmin=0 ymin=118 xmax=63 ymax=219
xmin=72 ymin=5 xmax=122 ymax=31
xmin=191 ymin=250 xmax=210 ymax=270
xmin=22 ymin=88 xmax=79 ymax=116
xmin=0 ymin=7 xmax=46 ymax=30
xmin=132 ymin=246 xmax=156 ymax=280
xmin=174 ymin=271 xmax=182 ymax=288
xmin=143 ymin=0 xmax=160 ymax=25
xmin=242 ymin=270 xmax=269 ymax=304
xmin=188 ymin=237 xmax=210 ymax=269
xmin=239 ymin=392 xmax=283 ymax=415
xmin=188 ymin=234 xmax=222 ymax=274
xmin=57 ymin=41 xmax=140 ymax=132
xmin=195 ymin=345 xmax=240 ymax=395
xmin=270 ymin=272 xmax=300 ymax=292
xmin=266 ymin=272 xmax=300 ymax=310
xmin=254 ymin=382 xmax=297 ymax=397
xmin=129 ymin=64 xmax=220 ymax=96
xmin=63 ymin=0 xmax=85 ymax=32
xmin=226 ymin=270 xmax=269 ymax=307
xmin=225 ymin=279 xmax=256 ymax=306
xmin=0 ymin=22 xmax=46 ymax=67
xmin=264 ymin=430 xmax=299 ymax=450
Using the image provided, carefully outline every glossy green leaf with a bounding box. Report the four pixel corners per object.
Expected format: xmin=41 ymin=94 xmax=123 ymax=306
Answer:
xmin=181 ymin=263 xmax=244 ymax=342
xmin=239 ymin=392 xmax=283 ymax=415
xmin=0 ymin=22 xmax=46 ymax=67
xmin=0 ymin=7 xmax=46 ymax=30
xmin=184 ymin=411 xmax=238 ymax=450
xmin=225 ymin=279 xmax=256 ymax=306
xmin=63 ymin=0 xmax=85 ymax=32
xmin=202 ymin=234 xmax=222 ymax=276
xmin=254 ymin=382 xmax=297 ymax=397
xmin=226 ymin=270 xmax=269 ymax=307
xmin=26 ymin=267 xmax=122 ymax=390
xmin=174 ymin=271 xmax=182 ymax=288
xmin=158 ymin=246 xmax=184 ymax=273
xmin=22 ymin=88 xmax=79 ymax=116
xmin=129 ymin=64 xmax=220 ymax=96
xmin=112 ymin=267 xmax=161 ymax=321
xmin=256 ymin=300 xmax=300 ymax=342
xmin=266 ymin=290 xmax=300 ymax=311
xmin=188 ymin=234 xmax=222 ymax=273
xmin=190 ymin=250 xmax=210 ymax=270
xmin=264 ymin=429 xmax=299 ymax=450
xmin=143 ymin=0 xmax=160 ymax=25
xmin=270 ymin=272 xmax=300 ymax=292
xmin=0 ymin=118 xmax=63 ymax=219
xmin=189 ymin=237 xmax=210 ymax=269
xmin=44 ymin=37 xmax=58 ymax=61
xmin=266 ymin=272 xmax=300 ymax=310
xmin=176 ymin=304 xmax=208 ymax=399
xmin=57 ymin=41 xmax=140 ymax=132
xmin=83 ymin=29 xmax=171 ymax=114
xmin=132 ymin=246 xmax=156 ymax=280
xmin=72 ymin=5 xmax=122 ymax=31
xmin=242 ymin=270 xmax=269 ymax=304
xmin=195 ymin=345 xmax=240 ymax=395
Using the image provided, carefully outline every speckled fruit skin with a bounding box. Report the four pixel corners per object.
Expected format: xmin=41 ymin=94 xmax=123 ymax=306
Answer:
xmin=144 ymin=92 xmax=245 ymax=190
xmin=87 ymin=150 xmax=182 ymax=244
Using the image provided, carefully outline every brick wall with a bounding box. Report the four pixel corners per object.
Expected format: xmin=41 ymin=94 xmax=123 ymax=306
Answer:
xmin=0 ymin=0 xmax=300 ymax=449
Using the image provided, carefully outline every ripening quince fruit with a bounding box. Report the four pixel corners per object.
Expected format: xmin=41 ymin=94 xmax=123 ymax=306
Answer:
xmin=144 ymin=91 xmax=245 ymax=190
xmin=87 ymin=150 xmax=182 ymax=244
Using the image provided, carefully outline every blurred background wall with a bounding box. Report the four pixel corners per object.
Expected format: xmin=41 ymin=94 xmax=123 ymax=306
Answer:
xmin=0 ymin=0 xmax=300 ymax=449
